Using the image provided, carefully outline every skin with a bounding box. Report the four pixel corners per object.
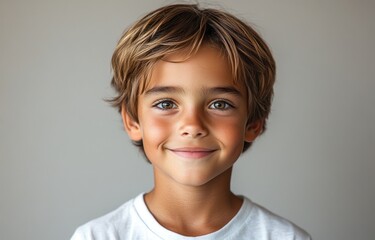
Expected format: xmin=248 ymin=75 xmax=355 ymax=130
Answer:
xmin=122 ymin=45 xmax=263 ymax=236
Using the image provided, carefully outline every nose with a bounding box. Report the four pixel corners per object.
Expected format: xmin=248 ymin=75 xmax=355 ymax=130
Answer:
xmin=179 ymin=108 xmax=208 ymax=138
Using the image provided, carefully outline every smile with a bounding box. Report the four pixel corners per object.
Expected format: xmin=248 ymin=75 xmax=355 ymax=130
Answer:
xmin=168 ymin=147 xmax=217 ymax=159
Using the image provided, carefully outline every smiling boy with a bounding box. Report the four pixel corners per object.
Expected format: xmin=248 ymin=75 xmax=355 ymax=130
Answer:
xmin=71 ymin=4 xmax=311 ymax=240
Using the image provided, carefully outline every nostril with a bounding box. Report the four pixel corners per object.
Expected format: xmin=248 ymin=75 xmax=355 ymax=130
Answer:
xmin=181 ymin=130 xmax=205 ymax=138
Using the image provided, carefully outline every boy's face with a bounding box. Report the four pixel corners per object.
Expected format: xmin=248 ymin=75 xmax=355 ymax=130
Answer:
xmin=123 ymin=45 xmax=262 ymax=187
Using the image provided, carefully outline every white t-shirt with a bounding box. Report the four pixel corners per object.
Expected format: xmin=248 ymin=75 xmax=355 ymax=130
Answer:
xmin=71 ymin=194 xmax=311 ymax=240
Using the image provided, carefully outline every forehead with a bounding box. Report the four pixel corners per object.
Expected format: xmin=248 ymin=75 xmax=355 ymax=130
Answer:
xmin=143 ymin=45 xmax=244 ymax=93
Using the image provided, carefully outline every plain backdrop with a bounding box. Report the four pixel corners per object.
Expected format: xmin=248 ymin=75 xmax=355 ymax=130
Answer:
xmin=1 ymin=0 xmax=374 ymax=239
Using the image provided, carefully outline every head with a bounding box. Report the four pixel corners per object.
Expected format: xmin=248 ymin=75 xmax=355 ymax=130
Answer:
xmin=110 ymin=3 xmax=275 ymax=156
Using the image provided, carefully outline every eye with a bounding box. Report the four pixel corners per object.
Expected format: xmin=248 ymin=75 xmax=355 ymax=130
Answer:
xmin=209 ymin=100 xmax=234 ymax=110
xmin=153 ymin=100 xmax=177 ymax=110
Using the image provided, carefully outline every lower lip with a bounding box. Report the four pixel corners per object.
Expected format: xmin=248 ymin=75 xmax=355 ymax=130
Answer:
xmin=170 ymin=150 xmax=215 ymax=159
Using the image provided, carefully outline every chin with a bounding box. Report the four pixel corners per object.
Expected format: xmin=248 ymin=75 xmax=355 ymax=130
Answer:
xmin=172 ymin=171 xmax=224 ymax=187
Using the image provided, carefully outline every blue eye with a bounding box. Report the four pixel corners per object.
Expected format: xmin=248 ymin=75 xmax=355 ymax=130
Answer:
xmin=209 ymin=100 xmax=233 ymax=110
xmin=154 ymin=100 xmax=177 ymax=110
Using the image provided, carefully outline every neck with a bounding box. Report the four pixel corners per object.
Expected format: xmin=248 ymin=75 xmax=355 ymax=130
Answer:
xmin=144 ymin=167 xmax=243 ymax=236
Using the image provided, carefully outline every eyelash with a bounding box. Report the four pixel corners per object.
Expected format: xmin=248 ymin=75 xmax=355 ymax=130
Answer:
xmin=152 ymin=99 xmax=177 ymax=110
xmin=208 ymin=100 xmax=234 ymax=110
xmin=152 ymin=99 xmax=235 ymax=111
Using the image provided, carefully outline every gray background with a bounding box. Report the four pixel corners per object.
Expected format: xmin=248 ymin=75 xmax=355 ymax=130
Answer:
xmin=1 ymin=0 xmax=374 ymax=239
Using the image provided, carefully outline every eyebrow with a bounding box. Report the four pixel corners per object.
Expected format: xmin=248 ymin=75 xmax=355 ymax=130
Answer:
xmin=206 ymin=87 xmax=242 ymax=96
xmin=144 ymin=86 xmax=185 ymax=95
xmin=144 ymin=86 xmax=242 ymax=97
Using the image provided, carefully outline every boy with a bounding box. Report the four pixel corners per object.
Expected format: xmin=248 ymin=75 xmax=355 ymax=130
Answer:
xmin=71 ymin=3 xmax=311 ymax=240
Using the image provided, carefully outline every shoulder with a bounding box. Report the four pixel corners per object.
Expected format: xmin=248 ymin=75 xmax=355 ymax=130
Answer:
xmin=241 ymin=197 xmax=311 ymax=240
xmin=70 ymin=195 xmax=140 ymax=240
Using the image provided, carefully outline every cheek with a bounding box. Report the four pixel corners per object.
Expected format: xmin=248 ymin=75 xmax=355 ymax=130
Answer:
xmin=212 ymin=117 xmax=247 ymax=146
xmin=141 ymin=115 xmax=172 ymax=144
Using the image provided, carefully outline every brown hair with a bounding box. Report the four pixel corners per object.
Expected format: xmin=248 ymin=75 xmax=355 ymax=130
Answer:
xmin=110 ymin=3 xmax=275 ymax=152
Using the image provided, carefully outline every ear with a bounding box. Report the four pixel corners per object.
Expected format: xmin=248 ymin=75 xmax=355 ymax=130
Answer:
xmin=244 ymin=119 xmax=264 ymax=143
xmin=121 ymin=107 xmax=142 ymax=141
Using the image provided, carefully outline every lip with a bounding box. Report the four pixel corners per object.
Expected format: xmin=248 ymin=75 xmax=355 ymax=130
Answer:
xmin=167 ymin=147 xmax=217 ymax=159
